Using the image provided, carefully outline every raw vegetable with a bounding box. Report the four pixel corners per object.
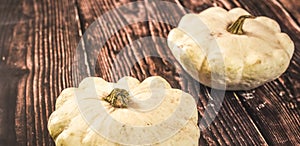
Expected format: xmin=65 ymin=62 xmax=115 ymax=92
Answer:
xmin=168 ymin=7 xmax=294 ymax=90
xmin=48 ymin=76 xmax=199 ymax=145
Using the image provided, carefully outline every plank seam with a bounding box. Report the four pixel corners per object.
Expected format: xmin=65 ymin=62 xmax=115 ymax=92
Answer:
xmin=234 ymin=92 xmax=270 ymax=145
xmin=74 ymin=0 xmax=91 ymax=76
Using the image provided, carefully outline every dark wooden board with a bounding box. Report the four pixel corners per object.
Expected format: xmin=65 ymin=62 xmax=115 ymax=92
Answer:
xmin=0 ymin=0 xmax=84 ymax=145
xmin=0 ymin=0 xmax=299 ymax=145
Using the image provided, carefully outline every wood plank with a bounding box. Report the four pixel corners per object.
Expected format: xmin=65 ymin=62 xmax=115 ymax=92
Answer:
xmin=0 ymin=0 xmax=33 ymax=145
xmin=76 ymin=0 xmax=268 ymax=145
xmin=179 ymin=0 xmax=300 ymax=145
xmin=0 ymin=66 xmax=28 ymax=146
xmin=0 ymin=0 xmax=85 ymax=145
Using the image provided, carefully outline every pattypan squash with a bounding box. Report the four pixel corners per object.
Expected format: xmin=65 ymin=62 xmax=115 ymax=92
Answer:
xmin=48 ymin=76 xmax=199 ymax=145
xmin=168 ymin=7 xmax=294 ymax=90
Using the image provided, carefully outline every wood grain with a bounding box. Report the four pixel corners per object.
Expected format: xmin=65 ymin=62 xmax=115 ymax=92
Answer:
xmin=0 ymin=66 xmax=29 ymax=146
xmin=0 ymin=0 xmax=83 ymax=145
xmin=0 ymin=0 xmax=299 ymax=145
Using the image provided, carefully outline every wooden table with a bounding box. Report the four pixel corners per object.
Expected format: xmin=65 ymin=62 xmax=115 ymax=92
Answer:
xmin=0 ymin=0 xmax=299 ymax=145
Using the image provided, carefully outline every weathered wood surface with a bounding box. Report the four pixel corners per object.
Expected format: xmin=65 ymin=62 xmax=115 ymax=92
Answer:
xmin=0 ymin=0 xmax=299 ymax=145
xmin=0 ymin=0 xmax=82 ymax=145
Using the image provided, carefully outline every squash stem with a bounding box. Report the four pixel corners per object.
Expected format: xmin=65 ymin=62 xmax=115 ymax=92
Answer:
xmin=227 ymin=15 xmax=254 ymax=35
xmin=104 ymin=88 xmax=129 ymax=108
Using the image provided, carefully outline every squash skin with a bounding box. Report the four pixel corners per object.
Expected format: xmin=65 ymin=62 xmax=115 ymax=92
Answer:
xmin=168 ymin=7 xmax=294 ymax=90
xmin=48 ymin=76 xmax=199 ymax=145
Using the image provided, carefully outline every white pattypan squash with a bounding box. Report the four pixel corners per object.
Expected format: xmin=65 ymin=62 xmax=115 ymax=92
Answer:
xmin=168 ymin=7 xmax=294 ymax=90
xmin=48 ymin=76 xmax=199 ymax=145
